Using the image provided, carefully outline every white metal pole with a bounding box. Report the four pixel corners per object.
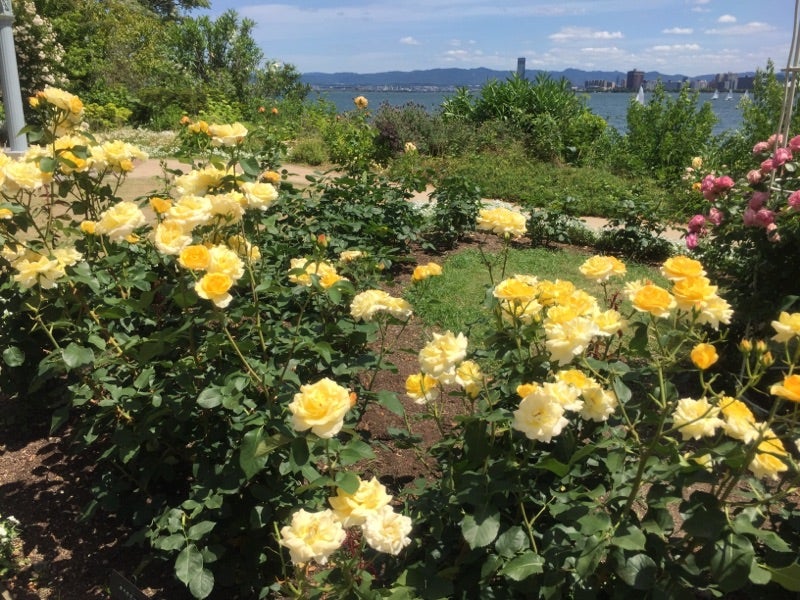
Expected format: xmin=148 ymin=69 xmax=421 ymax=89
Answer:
xmin=0 ymin=0 xmax=28 ymax=154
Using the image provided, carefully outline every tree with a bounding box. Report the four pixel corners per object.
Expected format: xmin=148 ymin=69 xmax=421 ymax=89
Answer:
xmin=138 ymin=0 xmax=209 ymax=19
xmin=12 ymin=0 xmax=67 ymax=100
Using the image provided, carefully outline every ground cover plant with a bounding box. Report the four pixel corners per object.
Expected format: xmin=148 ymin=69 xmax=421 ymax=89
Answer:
xmin=3 ymin=87 xmax=800 ymax=599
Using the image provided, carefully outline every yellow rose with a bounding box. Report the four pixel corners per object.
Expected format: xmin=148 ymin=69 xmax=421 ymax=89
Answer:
xmin=149 ymin=197 xmax=173 ymax=214
xmin=339 ymin=249 xmax=365 ymax=263
xmin=207 ymin=122 xmax=248 ymax=146
xmin=41 ymin=86 xmax=83 ymax=115
xmin=405 ymin=373 xmax=440 ymax=404
xmin=555 ymin=369 xmax=596 ymax=390
xmin=0 ymin=208 xmax=12 ymax=219
xmin=661 ymin=255 xmax=706 ymax=281
xmin=3 ymin=160 xmax=50 ymax=193
xmin=516 ymin=382 xmax=540 ymax=398
xmin=512 ymin=389 xmax=569 ymax=443
xmin=494 ymin=278 xmax=537 ymax=302
xmin=208 ymin=244 xmax=245 ymax=281
xmin=672 ymin=276 xmax=718 ymax=311
xmin=412 ymin=262 xmax=443 ymax=282
xmin=279 ymin=508 xmax=346 ymax=565
xmin=691 ymin=156 xmax=703 ymax=170
xmin=240 ymin=181 xmax=278 ymax=211
xmin=178 ymin=244 xmax=211 ymax=271
xmin=174 ymin=166 xmax=230 ymax=196
xmin=418 ymin=330 xmax=468 ymax=384
xmin=748 ymin=436 xmax=789 ymax=480
xmin=95 ymin=201 xmax=147 ymax=242
xmin=719 ymin=396 xmax=759 ymax=442
xmin=94 ymin=140 xmax=147 ymax=173
xmin=771 ymin=311 xmax=800 ymax=343
xmin=188 ymin=120 xmax=210 ymax=135
xmin=207 ymin=192 xmax=245 ymax=222
xmin=329 ymin=476 xmax=392 ymax=527
xmin=262 ymin=170 xmax=281 ymax=184
xmin=770 ymin=374 xmax=800 ymax=402
xmin=476 ymin=206 xmax=527 ymax=238
xmin=167 ymin=195 xmax=213 ymax=230
xmin=12 ymin=254 xmax=66 ymax=289
xmin=455 ymin=360 xmax=484 ymax=398
xmin=354 ymin=95 xmax=369 ymax=109
xmin=579 ymin=255 xmax=626 ymax=282
xmin=153 ymin=220 xmax=192 ymax=255
xmin=580 ymin=386 xmax=618 ymax=422
xmin=80 ymin=220 xmax=96 ymax=234
xmin=288 ymin=377 xmax=354 ymax=438
xmin=362 ymin=506 xmax=413 ymax=555
xmin=631 ymin=284 xmax=675 ymax=318
xmin=690 ymin=343 xmax=718 ymax=370
xmin=194 ymin=272 xmax=233 ymax=308
xmin=535 ymin=279 xmax=575 ymax=307
xmin=227 ymin=234 xmax=261 ymax=262
xmin=593 ymin=309 xmax=624 ymax=335
xmin=672 ymin=397 xmax=723 ymax=440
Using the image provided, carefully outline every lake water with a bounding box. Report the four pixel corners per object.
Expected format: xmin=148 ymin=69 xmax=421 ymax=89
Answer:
xmin=313 ymin=89 xmax=745 ymax=136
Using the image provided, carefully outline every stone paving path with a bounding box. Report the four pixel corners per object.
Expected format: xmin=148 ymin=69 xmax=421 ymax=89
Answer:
xmin=122 ymin=159 xmax=685 ymax=244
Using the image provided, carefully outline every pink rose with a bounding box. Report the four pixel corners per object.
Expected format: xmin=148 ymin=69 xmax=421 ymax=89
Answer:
xmin=767 ymin=134 xmax=784 ymax=148
xmin=713 ymin=175 xmax=734 ymax=192
xmin=708 ymin=207 xmax=724 ymax=225
xmin=687 ymin=214 xmax=705 ymax=233
xmin=788 ymin=190 xmax=800 ymax=211
xmin=755 ymin=208 xmax=775 ymax=227
xmin=773 ymin=147 xmax=793 ymax=167
xmin=753 ymin=141 xmax=770 ymax=154
xmin=743 ymin=207 xmax=758 ymax=226
xmin=747 ymin=169 xmax=763 ymax=184
xmin=761 ymin=158 xmax=775 ymax=174
xmin=685 ymin=232 xmax=699 ymax=249
xmin=790 ymin=135 xmax=800 ymax=152
xmin=748 ymin=191 xmax=769 ymax=210
xmin=700 ymin=174 xmax=716 ymax=194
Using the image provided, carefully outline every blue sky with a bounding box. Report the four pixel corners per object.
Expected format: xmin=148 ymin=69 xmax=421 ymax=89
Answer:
xmin=196 ymin=0 xmax=794 ymax=76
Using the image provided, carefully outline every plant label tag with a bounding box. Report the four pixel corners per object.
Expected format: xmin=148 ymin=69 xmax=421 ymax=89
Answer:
xmin=110 ymin=570 xmax=148 ymax=600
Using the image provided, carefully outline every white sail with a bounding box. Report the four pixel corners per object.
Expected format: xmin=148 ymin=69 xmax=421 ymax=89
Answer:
xmin=725 ymin=90 xmax=733 ymax=100
xmin=712 ymin=90 xmax=719 ymax=100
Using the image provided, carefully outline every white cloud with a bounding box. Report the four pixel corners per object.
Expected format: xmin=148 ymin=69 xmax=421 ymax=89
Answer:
xmin=580 ymin=46 xmax=625 ymax=55
xmin=549 ymin=27 xmax=623 ymax=42
xmin=443 ymin=48 xmax=485 ymax=62
xmin=400 ymin=36 xmax=420 ymax=45
xmin=704 ymin=21 xmax=775 ymax=35
xmin=663 ymin=27 xmax=693 ymax=34
xmin=651 ymin=43 xmax=702 ymax=52
xmin=718 ymin=14 xmax=737 ymax=23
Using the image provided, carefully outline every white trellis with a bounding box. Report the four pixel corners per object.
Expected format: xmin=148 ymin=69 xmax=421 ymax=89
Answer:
xmin=777 ymin=0 xmax=800 ymax=144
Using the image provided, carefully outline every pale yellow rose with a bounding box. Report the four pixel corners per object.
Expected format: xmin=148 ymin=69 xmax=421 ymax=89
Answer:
xmin=41 ymin=86 xmax=84 ymax=115
xmin=329 ymin=476 xmax=392 ymax=527
xmin=544 ymin=316 xmax=598 ymax=365
xmin=3 ymin=160 xmax=50 ymax=193
xmin=153 ymin=220 xmax=192 ymax=255
xmin=719 ymin=396 xmax=760 ymax=443
xmin=194 ymin=272 xmax=234 ymax=308
xmin=94 ymin=140 xmax=148 ymax=173
xmin=512 ymin=390 xmax=569 ymax=443
xmin=748 ymin=436 xmax=789 ymax=480
xmin=95 ymin=201 xmax=147 ymax=242
xmin=593 ymin=309 xmax=624 ymax=335
xmin=542 ymin=380 xmax=583 ymax=412
xmin=672 ymin=397 xmax=724 ymax=440
xmin=476 ymin=206 xmax=527 ymax=238
xmin=362 ymin=506 xmax=413 ymax=555
xmin=208 ymin=244 xmax=245 ymax=281
xmin=579 ymin=386 xmax=618 ymax=422
xmin=771 ymin=311 xmax=800 ymax=343
xmin=661 ymin=255 xmax=706 ymax=281
xmin=279 ymin=509 xmax=345 ymax=565
xmin=208 ymin=122 xmax=248 ymax=146
xmin=554 ymin=369 xmax=596 ymax=390
xmin=207 ymin=192 xmax=245 ymax=222
xmin=579 ymin=255 xmax=626 ymax=282
xmin=494 ymin=277 xmax=537 ymax=302
xmin=13 ymin=254 xmax=65 ymax=289
xmin=227 ymin=234 xmax=261 ymax=262
xmin=288 ymin=258 xmax=341 ymax=288
xmin=167 ymin=195 xmax=213 ymax=230
xmin=339 ymin=249 xmax=365 ymax=263
xmin=691 ymin=156 xmax=703 ymax=170
xmin=696 ymin=295 xmax=733 ymax=330
xmin=178 ymin=244 xmax=211 ymax=271
xmin=535 ymin=279 xmax=575 ymax=307
xmin=174 ymin=166 xmax=231 ymax=196
xmin=288 ymin=377 xmax=354 ymax=438
xmin=188 ymin=120 xmax=210 ymax=135
xmin=52 ymin=246 xmax=82 ymax=267
xmin=455 ymin=360 xmax=484 ymax=398
xmin=354 ymin=95 xmax=369 ymax=109
xmin=241 ymin=181 xmax=278 ymax=211
xmin=418 ymin=330 xmax=468 ymax=384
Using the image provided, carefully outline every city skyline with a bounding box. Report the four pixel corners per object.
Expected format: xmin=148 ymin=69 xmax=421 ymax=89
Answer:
xmin=196 ymin=0 xmax=794 ymax=76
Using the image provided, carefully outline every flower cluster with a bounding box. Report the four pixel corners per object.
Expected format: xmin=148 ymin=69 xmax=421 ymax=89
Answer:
xmin=2 ymin=244 xmax=82 ymax=289
xmin=405 ymin=331 xmax=483 ymax=403
xmin=476 ymin=206 xmax=527 ymax=238
xmin=280 ymin=476 xmax=412 ymax=565
xmin=350 ymin=289 xmax=412 ymax=322
xmin=288 ymin=257 xmax=347 ymax=289
xmin=287 ymin=377 xmax=356 ymax=439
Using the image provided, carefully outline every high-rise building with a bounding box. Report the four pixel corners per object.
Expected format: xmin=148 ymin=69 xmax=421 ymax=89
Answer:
xmin=626 ymin=69 xmax=645 ymax=91
xmin=516 ymin=57 xmax=526 ymax=79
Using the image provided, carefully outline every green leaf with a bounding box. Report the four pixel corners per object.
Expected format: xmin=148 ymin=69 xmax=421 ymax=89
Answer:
xmin=61 ymin=342 xmax=95 ymax=370
xmin=709 ymin=534 xmax=754 ymax=593
xmin=189 ymin=568 xmax=214 ymax=599
xmin=616 ymin=553 xmax=657 ymax=590
xmin=461 ymin=508 xmax=500 ymax=549
xmin=187 ymin=521 xmax=216 ymax=540
xmin=612 ymin=525 xmax=647 ymax=551
xmin=767 ymin=562 xmax=800 ymax=591
xmin=2 ymin=346 xmax=24 ymax=367
xmin=500 ymin=550 xmax=544 ymax=581
xmin=749 ymin=560 xmax=771 ymax=586
xmin=197 ymin=387 xmax=223 ymax=409
xmin=375 ymin=389 xmax=405 ymax=416
xmin=39 ymin=156 xmax=57 ymax=173
xmin=339 ymin=439 xmax=375 ymax=465
xmin=533 ymin=456 xmax=569 ymax=477
xmin=334 ymin=470 xmax=360 ymax=494
xmin=175 ymin=543 xmax=203 ymax=585
xmin=239 ymin=157 xmax=261 ymax=177
xmin=495 ymin=526 xmax=529 ymax=558
xmin=239 ymin=428 xmax=290 ymax=479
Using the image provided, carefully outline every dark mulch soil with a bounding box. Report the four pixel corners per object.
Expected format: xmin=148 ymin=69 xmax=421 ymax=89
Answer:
xmin=0 ymin=235 xmax=508 ymax=599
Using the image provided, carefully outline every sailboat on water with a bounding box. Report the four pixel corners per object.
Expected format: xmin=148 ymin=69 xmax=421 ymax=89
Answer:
xmin=742 ymin=90 xmax=750 ymax=101
xmin=725 ymin=90 xmax=733 ymax=101
xmin=635 ymin=85 xmax=645 ymax=105
xmin=712 ymin=89 xmax=719 ymax=100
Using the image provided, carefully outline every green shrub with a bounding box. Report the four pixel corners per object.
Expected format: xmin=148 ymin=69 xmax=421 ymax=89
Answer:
xmin=289 ymin=136 xmax=328 ymax=165
xmin=84 ymin=102 xmax=133 ymax=130
xmin=422 ymin=176 xmax=482 ymax=250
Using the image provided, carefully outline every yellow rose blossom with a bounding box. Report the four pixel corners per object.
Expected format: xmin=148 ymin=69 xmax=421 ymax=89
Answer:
xmin=362 ymin=506 xmax=413 ymax=555
xmin=153 ymin=220 xmax=192 ymax=255
xmin=3 ymin=160 xmax=50 ymax=193
xmin=262 ymin=170 xmax=281 ymax=184
xmin=240 ymin=181 xmax=278 ymax=211
xmin=195 ymin=272 xmax=234 ymax=308
xmin=411 ymin=262 xmax=443 ymax=281
xmin=770 ymin=374 xmax=800 ymax=403
xmin=696 ymin=295 xmax=733 ymax=330
xmin=95 ymin=201 xmax=147 ymax=242
xmin=672 ymin=276 xmax=718 ymax=311
xmin=455 ymin=360 xmax=484 ymax=398
xmin=188 ymin=120 xmax=210 ymax=135
xmin=207 ymin=192 xmax=245 ymax=222
xmin=418 ymin=330 xmax=468 ymax=384
xmin=690 ymin=343 xmax=719 ymax=370
xmin=227 ymin=234 xmax=261 ymax=262
xmin=534 ymin=279 xmax=575 ymax=306
xmin=771 ymin=311 xmax=800 ymax=343
xmin=512 ymin=389 xmax=569 ymax=443
xmin=748 ymin=436 xmax=789 ymax=480
xmin=207 ymin=245 xmax=245 ymax=281
xmin=288 ymin=377 xmax=354 ymax=438
xmin=149 ymin=197 xmax=172 ymax=214
xmin=354 ymin=95 xmax=369 ymax=109
xmin=545 ymin=304 xmax=580 ymax=326
xmin=516 ymin=382 xmax=539 ymax=398
xmin=178 ymin=245 xmax=211 ymax=271
xmin=279 ymin=508 xmax=346 ymax=566
xmin=719 ymin=396 xmax=759 ymax=443
xmin=12 ymin=254 xmax=65 ymax=289
xmin=672 ymin=397 xmax=724 ymax=440
xmin=661 ymin=255 xmax=706 ymax=281
xmin=560 ymin=289 xmax=599 ymax=317
xmin=167 ymin=195 xmax=213 ymax=230
xmin=579 ymin=255 xmax=627 ymax=282
xmin=0 ymin=208 xmax=12 ymax=219
xmin=691 ymin=156 xmax=703 ymax=170
xmin=405 ymin=373 xmax=440 ymax=404
xmin=476 ymin=206 xmax=527 ymax=238
xmin=80 ymin=220 xmax=96 ymax=234
xmin=580 ymin=386 xmax=618 ymax=422
xmin=555 ymin=369 xmax=597 ymax=390
xmin=174 ymin=166 xmax=231 ymax=196
xmin=329 ymin=476 xmax=392 ymax=527
xmin=630 ymin=283 xmax=675 ymax=318
xmin=593 ymin=309 xmax=624 ymax=335
xmin=207 ymin=122 xmax=248 ymax=146
xmin=542 ymin=380 xmax=583 ymax=412
xmin=339 ymin=249 xmax=365 ymax=263
xmin=288 ymin=258 xmax=342 ymax=288
xmin=544 ymin=316 xmax=598 ymax=365
xmin=493 ymin=277 xmax=537 ymax=302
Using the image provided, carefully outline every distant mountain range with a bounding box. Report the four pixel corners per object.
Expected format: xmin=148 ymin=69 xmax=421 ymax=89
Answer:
xmin=301 ymin=67 xmax=754 ymax=89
